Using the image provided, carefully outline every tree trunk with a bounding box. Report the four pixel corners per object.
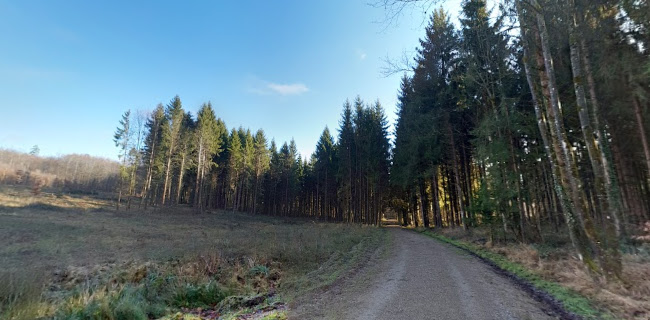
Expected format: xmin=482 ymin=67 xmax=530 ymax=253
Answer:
xmin=431 ymin=168 xmax=443 ymax=228
xmin=176 ymin=153 xmax=186 ymax=204
xmin=580 ymin=39 xmax=624 ymax=237
xmin=325 ymin=168 xmax=329 ymax=221
xmin=568 ymin=2 xmax=621 ymax=278
xmin=195 ymin=139 xmax=203 ymax=211
xmin=633 ymin=96 xmax=650 ymax=189
xmin=116 ymin=189 xmax=122 ymax=211
xmin=162 ymin=155 xmax=172 ymax=205
xmin=142 ymin=161 xmax=154 ymax=209
xmin=419 ymin=178 xmax=430 ymax=228
xmin=529 ymin=0 xmax=615 ymax=277
xmin=410 ymin=191 xmax=419 ymax=227
xmin=448 ymin=122 xmax=466 ymax=229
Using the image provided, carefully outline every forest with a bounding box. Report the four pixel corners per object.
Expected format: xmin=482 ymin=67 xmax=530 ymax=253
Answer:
xmin=109 ymin=0 xmax=650 ymax=283
xmin=0 ymin=149 xmax=119 ymax=193
xmin=111 ymin=96 xmax=390 ymax=223
xmin=1 ymin=0 xmax=649 ymax=318
xmin=389 ymin=0 xmax=650 ymax=280
xmin=106 ymin=0 xmax=650 ymax=282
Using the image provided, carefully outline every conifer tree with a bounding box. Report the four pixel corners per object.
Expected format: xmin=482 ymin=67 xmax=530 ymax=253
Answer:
xmin=113 ymin=110 xmax=132 ymax=210
xmin=160 ymin=96 xmax=185 ymax=205
xmin=194 ymin=102 xmax=223 ymax=211
xmin=314 ymin=127 xmax=336 ymax=220
xmin=174 ymin=112 xmax=195 ymax=204
xmin=337 ymin=100 xmax=356 ymax=222
xmin=141 ymin=105 xmax=165 ymax=207
xmin=252 ymin=129 xmax=270 ymax=214
xmin=227 ymin=129 xmax=243 ymax=211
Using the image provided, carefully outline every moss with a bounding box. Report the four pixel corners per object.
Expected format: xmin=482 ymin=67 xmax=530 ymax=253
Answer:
xmin=158 ymin=312 xmax=203 ymax=320
xmin=216 ymin=293 xmax=269 ymax=313
xmin=249 ymin=265 xmax=270 ymax=276
xmin=261 ymin=310 xmax=288 ymax=320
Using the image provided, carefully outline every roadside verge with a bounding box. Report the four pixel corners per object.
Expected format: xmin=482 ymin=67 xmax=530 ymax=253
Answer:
xmin=415 ymin=229 xmax=614 ymax=320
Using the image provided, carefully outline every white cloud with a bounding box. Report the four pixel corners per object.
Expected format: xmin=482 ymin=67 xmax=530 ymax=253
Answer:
xmin=247 ymin=87 xmax=269 ymax=95
xmin=356 ymin=49 xmax=367 ymax=60
xmin=267 ymin=82 xmax=309 ymax=96
xmin=246 ymin=76 xmax=310 ymax=96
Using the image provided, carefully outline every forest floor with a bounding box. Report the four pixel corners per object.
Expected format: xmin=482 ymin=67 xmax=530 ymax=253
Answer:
xmin=290 ymin=227 xmax=559 ymax=320
xmin=431 ymin=227 xmax=650 ymax=320
xmin=0 ymin=186 xmax=386 ymax=319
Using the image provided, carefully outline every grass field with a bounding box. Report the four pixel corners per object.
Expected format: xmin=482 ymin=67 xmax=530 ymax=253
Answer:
xmin=0 ymin=186 xmax=387 ymax=319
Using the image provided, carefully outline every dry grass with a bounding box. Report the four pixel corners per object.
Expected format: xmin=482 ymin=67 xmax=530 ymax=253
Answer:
xmin=0 ymin=186 xmax=385 ymax=319
xmin=0 ymin=185 xmax=110 ymax=210
xmin=438 ymin=227 xmax=650 ymax=320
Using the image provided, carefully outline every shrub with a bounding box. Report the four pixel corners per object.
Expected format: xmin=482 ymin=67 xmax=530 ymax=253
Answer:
xmin=172 ymin=281 xmax=229 ymax=308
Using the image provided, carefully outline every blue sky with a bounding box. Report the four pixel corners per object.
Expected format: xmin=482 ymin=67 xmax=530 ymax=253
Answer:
xmin=0 ymin=0 xmax=461 ymax=160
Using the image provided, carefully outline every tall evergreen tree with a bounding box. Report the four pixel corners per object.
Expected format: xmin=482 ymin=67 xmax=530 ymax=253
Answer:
xmin=160 ymin=96 xmax=185 ymax=205
xmin=227 ymin=128 xmax=243 ymax=211
xmin=314 ymin=127 xmax=336 ymax=220
xmin=337 ymin=100 xmax=356 ymax=222
xmin=252 ymin=129 xmax=270 ymax=214
xmin=194 ymin=102 xmax=223 ymax=211
xmin=113 ymin=110 xmax=132 ymax=210
xmin=174 ymin=112 xmax=195 ymax=204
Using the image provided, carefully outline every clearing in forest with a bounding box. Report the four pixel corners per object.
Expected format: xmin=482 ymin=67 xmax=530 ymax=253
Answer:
xmin=0 ymin=186 xmax=385 ymax=319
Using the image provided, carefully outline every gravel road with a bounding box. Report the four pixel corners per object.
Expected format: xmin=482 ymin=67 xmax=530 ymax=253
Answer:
xmin=290 ymin=228 xmax=559 ymax=320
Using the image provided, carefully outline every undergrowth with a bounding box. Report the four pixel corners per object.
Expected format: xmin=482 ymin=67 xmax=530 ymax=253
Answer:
xmin=19 ymin=258 xmax=271 ymax=320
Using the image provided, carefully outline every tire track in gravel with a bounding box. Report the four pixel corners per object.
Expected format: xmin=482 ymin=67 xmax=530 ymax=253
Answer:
xmin=290 ymin=228 xmax=561 ymax=320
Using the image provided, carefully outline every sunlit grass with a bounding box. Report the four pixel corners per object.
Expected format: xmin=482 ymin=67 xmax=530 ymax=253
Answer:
xmin=0 ymin=185 xmax=111 ymax=211
xmin=0 ymin=186 xmax=384 ymax=319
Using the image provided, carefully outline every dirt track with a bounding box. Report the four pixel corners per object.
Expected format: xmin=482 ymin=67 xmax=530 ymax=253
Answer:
xmin=290 ymin=228 xmax=559 ymax=320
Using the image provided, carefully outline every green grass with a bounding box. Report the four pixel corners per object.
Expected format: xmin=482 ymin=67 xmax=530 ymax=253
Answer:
xmin=0 ymin=186 xmax=385 ymax=319
xmin=416 ymin=229 xmax=614 ymax=320
xmin=51 ymin=269 xmax=232 ymax=319
xmin=281 ymin=225 xmax=388 ymax=300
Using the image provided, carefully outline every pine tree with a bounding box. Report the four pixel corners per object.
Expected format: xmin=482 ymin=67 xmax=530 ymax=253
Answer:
xmin=227 ymin=129 xmax=243 ymax=211
xmin=194 ymin=102 xmax=223 ymax=211
xmin=160 ymin=96 xmax=185 ymax=205
xmin=113 ymin=110 xmax=132 ymax=210
xmin=337 ymin=100 xmax=356 ymax=222
xmin=252 ymin=129 xmax=270 ymax=214
xmin=314 ymin=127 xmax=336 ymax=220
xmin=174 ymin=112 xmax=195 ymax=204
xmin=141 ymin=104 xmax=165 ymax=207
xmin=241 ymin=129 xmax=255 ymax=211
xmin=367 ymin=101 xmax=391 ymax=225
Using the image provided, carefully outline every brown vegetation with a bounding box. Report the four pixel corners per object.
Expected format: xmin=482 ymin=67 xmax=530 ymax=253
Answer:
xmin=0 ymin=149 xmax=119 ymax=193
xmin=0 ymin=186 xmax=384 ymax=319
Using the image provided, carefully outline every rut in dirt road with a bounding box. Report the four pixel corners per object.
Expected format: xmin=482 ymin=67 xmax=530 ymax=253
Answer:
xmin=291 ymin=228 xmax=558 ymax=320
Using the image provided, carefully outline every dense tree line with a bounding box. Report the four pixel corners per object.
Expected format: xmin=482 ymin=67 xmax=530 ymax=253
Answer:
xmin=389 ymin=0 xmax=649 ymax=279
xmin=111 ymin=0 xmax=649 ymax=280
xmin=114 ymin=96 xmax=391 ymax=224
